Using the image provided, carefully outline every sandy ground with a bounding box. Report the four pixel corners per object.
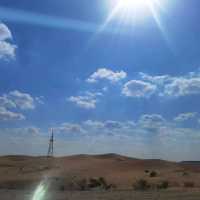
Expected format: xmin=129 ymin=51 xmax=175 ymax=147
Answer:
xmin=1 ymin=189 xmax=200 ymax=200
xmin=0 ymin=154 xmax=200 ymax=195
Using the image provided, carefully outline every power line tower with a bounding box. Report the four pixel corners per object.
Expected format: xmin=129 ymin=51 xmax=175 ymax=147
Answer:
xmin=47 ymin=129 xmax=54 ymax=157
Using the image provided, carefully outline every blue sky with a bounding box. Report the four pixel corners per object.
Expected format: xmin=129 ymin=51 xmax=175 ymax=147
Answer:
xmin=0 ymin=0 xmax=200 ymax=160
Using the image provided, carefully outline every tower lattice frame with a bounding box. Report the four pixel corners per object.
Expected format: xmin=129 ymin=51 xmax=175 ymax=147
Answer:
xmin=47 ymin=129 xmax=54 ymax=157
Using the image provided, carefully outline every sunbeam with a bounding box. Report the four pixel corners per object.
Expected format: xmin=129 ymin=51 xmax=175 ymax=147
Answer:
xmin=97 ymin=0 xmax=174 ymax=52
xmin=0 ymin=6 xmax=115 ymax=34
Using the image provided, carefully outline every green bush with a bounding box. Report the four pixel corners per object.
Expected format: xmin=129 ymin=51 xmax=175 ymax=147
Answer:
xmin=133 ymin=179 xmax=150 ymax=190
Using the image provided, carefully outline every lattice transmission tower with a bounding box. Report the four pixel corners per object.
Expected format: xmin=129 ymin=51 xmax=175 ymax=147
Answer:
xmin=47 ymin=129 xmax=54 ymax=157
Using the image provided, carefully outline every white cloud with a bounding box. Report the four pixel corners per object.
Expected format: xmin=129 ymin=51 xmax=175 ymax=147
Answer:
xmin=104 ymin=120 xmax=123 ymax=129
xmin=0 ymin=107 xmax=25 ymax=121
xmin=0 ymin=95 xmax=16 ymax=109
xmin=0 ymin=23 xmax=16 ymax=60
xmin=122 ymin=80 xmax=157 ymax=98
xmin=139 ymin=72 xmax=172 ymax=84
xmin=0 ymin=90 xmax=43 ymax=122
xmin=83 ymin=120 xmax=105 ymax=129
xmin=139 ymin=114 xmax=165 ymax=125
xmin=174 ymin=112 xmax=197 ymax=122
xmin=54 ymin=122 xmax=85 ymax=135
xmin=68 ymin=92 xmax=102 ymax=109
xmin=163 ymin=77 xmax=200 ymax=97
xmin=140 ymin=71 xmax=200 ymax=98
xmin=7 ymin=90 xmax=36 ymax=110
xmin=137 ymin=114 xmax=166 ymax=133
xmin=0 ymin=23 xmax=12 ymax=40
xmin=87 ymin=68 xmax=127 ymax=83
xmin=0 ymin=90 xmax=42 ymax=110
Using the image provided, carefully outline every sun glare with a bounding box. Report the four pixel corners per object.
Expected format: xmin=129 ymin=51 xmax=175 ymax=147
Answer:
xmin=106 ymin=0 xmax=162 ymax=23
xmin=117 ymin=0 xmax=161 ymax=19
xmin=118 ymin=0 xmax=149 ymax=10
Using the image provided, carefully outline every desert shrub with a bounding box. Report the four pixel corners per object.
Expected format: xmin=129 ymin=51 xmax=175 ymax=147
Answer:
xmin=99 ymin=177 xmax=107 ymax=187
xmin=157 ymin=181 xmax=169 ymax=189
xmin=182 ymin=172 xmax=189 ymax=176
xmin=87 ymin=177 xmax=114 ymax=190
xmin=184 ymin=181 xmax=195 ymax=188
xmin=149 ymin=171 xmax=157 ymax=177
xmin=76 ymin=178 xmax=88 ymax=190
xmin=107 ymin=184 xmax=117 ymax=190
xmin=59 ymin=185 xmax=65 ymax=191
xmin=133 ymin=179 xmax=150 ymax=190
xmin=88 ymin=178 xmax=101 ymax=188
xmin=145 ymin=170 xmax=149 ymax=173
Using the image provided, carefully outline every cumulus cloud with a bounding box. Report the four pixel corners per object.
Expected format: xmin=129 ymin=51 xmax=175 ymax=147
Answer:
xmin=0 ymin=95 xmax=16 ymax=109
xmin=163 ymin=78 xmax=200 ymax=97
xmin=0 ymin=90 xmax=43 ymax=111
xmin=174 ymin=112 xmax=197 ymax=122
xmin=0 ymin=107 xmax=25 ymax=121
xmin=122 ymin=80 xmax=157 ymax=98
xmin=140 ymin=71 xmax=200 ymax=98
xmin=87 ymin=68 xmax=127 ymax=83
xmin=138 ymin=114 xmax=166 ymax=133
xmin=139 ymin=72 xmax=172 ymax=85
xmin=139 ymin=114 xmax=165 ymax=125
xmin=7 ymin=90 xmax=36 ymax=110
xmin=68 ymin=92 xmax=102 ymax=109
xmin=0 ymin=23 xmax=16 ymax=60
xmin=0 ymin=90 xmax=43 ymax=122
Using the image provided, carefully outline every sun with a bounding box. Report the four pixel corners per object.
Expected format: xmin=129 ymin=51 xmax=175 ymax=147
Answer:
xmin=107 ymin=0 xmax=162 ymax=22
xmin=118 ymin=0 xmax=150 ymax=10
xmin=117 ymin=0 xmax=158 ymax=18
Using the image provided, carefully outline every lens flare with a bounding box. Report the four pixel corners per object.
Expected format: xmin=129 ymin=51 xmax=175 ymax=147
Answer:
xmin=32 ymin=181 xmax=49 ymax=200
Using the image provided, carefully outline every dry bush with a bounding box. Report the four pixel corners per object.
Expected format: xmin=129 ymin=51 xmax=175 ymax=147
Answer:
xmin=87 ymin=177 xmax=115 ymax=191
xmin=149 ymin=171 xmax=157 ymax=178
xmin=76 ymin=178 xmax=88 ymax=191
xmin=157 ymin=181 xmax=169 ymax=189
xmin=133 ymin=179 xmax=150 ymax=191
xmin=182 ymin=172 xmax=189 ymax=176
xmin=88 ymin=178 xmax=102 ymax=189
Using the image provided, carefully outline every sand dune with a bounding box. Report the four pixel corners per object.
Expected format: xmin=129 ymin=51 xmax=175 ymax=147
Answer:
xmin=0 ymin=154 xmax=199 ymax=189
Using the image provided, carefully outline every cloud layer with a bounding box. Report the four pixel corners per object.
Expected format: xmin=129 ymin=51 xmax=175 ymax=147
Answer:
xmin=1 ymin=112 xmax=200 ymax=160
